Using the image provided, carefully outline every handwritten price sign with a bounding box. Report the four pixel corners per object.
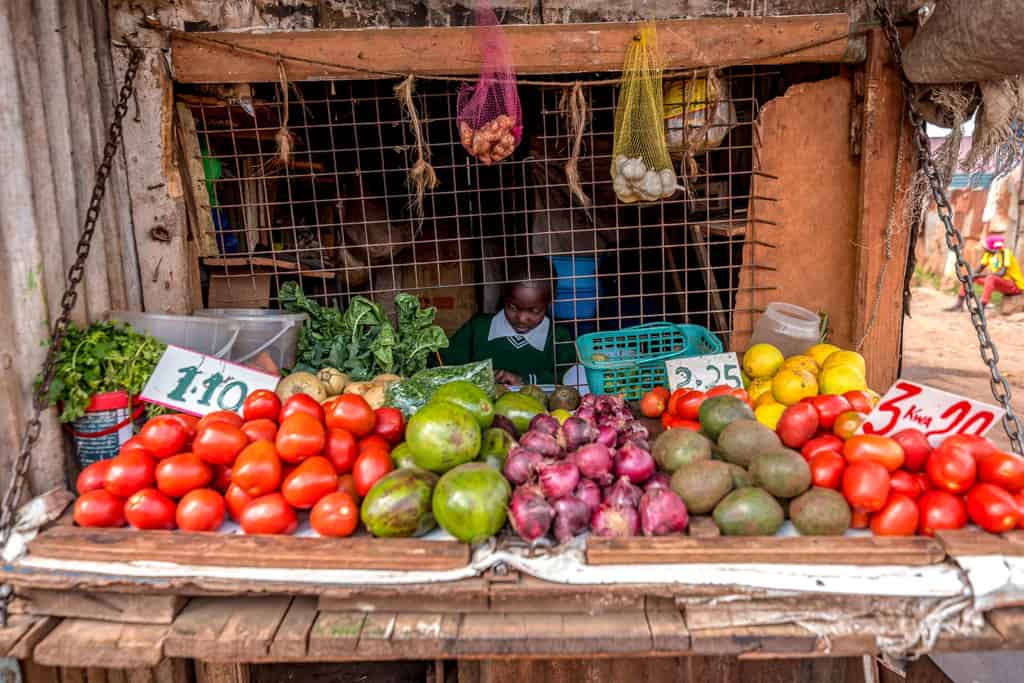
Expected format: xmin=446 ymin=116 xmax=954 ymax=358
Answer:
xmin=664 ymin=352 xmax=743 ymax=392
xmin=858 ymin=380 xmax=1003 ymax=446
xmin=141 ymin=346 xmax=279 ymax=416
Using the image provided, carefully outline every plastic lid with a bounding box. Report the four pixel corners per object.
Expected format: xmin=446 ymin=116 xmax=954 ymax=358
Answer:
xmin=86 ymin=391 xmax=130 ymax=412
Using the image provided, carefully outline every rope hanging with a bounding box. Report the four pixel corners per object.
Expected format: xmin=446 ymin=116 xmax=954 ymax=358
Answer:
xmin=395 ymin=75 xmax=439 ymax=227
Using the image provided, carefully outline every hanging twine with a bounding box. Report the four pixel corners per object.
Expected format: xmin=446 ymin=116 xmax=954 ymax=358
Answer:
xmin=259 ymin=60 xmax=296 ymax=175
xmin=395 ymin=75 xmax=438 ymax=226
xmin=560 ymin=81 xmax=590 ymax=207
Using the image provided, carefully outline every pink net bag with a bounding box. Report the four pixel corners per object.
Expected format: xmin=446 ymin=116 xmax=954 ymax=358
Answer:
xmin=457 ymin=1 xmax=522 ymax=165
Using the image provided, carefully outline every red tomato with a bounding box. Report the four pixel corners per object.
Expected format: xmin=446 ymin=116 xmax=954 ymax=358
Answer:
xmin=155 ymin=452 xmax=213 ymax=498
xmin=325 ymin=395 xmax=375 ymax=437
xmin=842 ymin=461 xmax=891 ymax=512
xmin=324 ymin=428 xmax=358 ymax=475
xmin=777 ymin=402 xmax=820 ymax=449
xmin=279 ymin=394 xmax=325 ymax=423
xmin=311 ymin=492 xmax=359 ymax=538
xmin=809 ymin=394 xmax=852 ymax=431
xmin=353 ymin=450 xmax=394 ymax=496
xmin=729 ymin=388 xmax=751 ymax=405
xmin=276 ymin=412 xmax=326 ymax=464
xmin=241 ymin=418 xmax=278 ymax=444
xmin=242 ymin=389 xmax=281 ymax=422
xmin=677 ymin=391 xmax=707 ymax=421
xmin=966 ymin=483 xmax=1021 ymax=533
xmin=359 ymin=435 xmax=392 ymax=456
xmin=891 ymin=429 xmax=931 ymax=472
xmin=978 ymin=451 xmax=1024 ymax=493
xmin=639 ymin=392 xmax=667 ymax=418
xmin=850 ymin=507 xmax=871 ymax=529
xmin=927 ymin=444 xmax=977 ymax=494
xmin=138 ymin=415 xmax=189 ymax=459
xmin=282 ymin=456 xmax=338 ymax=509
xmin=119 ymin=436 xmax=150 ymax=457
xmin=870 ymin=493 xmax=919 ymax=536
xmin=843 ymin=435 xmax=904 ymax=472
xmin=103 ymin=451 xmax=156 ymax=498
xmin=73 ymin=490 xmax=126 ymax=528
xmin=124 ymin=488 xmax=177 ymax=530
xmin=801 ymin=434 xmax=844 ymax=462
xmin=843 ymin=390 xmax=875 ymax=414
xmin=915 ymin=471 xmax=933 ymax=494
xmin=833 ymin=411 xmax=867 ymax=441
xmin=224 ymin=483 xmax=254 ymax=522
xmin=666 ymin=389 xmax=690 ymax=417
xmin=917 ymin=490 xmax=968 ymax=536
xmin=210 ymin=464 xmax=232 ymax=493
xmin=661 ymin=414 xmax=701 ymax=431
xmin=889 ymin=470 xmax=927 ymax=501
xmin=1013 ymin=490 xmax=1024 ymax=529
xmin=372 ymin=407 xmax=406 ymax=445
xmin=166 ymin=413 xmax=200 ymax=441
xmin=175 ymin=489 xmax=226 ymax=532
xmin=936 ymin=434 xmax=996 ymax=462
xmin=196 ymin=410 xmax=243 ymax=432
xmin=239 ymin=493 xmax=297 ymax=535
xmin=809 ymin=451 xmax=846 ymax=490
xmin=231 ymin=441 xmax=283 ymax=497
xmin=76 ymin=460 xmax=112 ymax=495
xmin=707 ymin=385 xmax=732 ymax=398
xmin=193 ymin=422 xmax=248 ymax=466
xmin=337 ymin=473 xmax=361 ymax=504
xmin=650 ymin=387 xmax=670 ymax=402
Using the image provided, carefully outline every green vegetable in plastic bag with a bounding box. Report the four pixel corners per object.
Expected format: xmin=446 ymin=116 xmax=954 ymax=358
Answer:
xmin=385 ymin=360 xmax=496 ymax=418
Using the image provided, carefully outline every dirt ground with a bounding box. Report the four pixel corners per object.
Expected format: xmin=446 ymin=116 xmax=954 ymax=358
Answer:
xmin=901 ymin=286 xmax=1024 ymax=452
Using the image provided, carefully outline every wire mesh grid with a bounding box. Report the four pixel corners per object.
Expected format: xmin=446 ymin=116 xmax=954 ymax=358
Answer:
xmin=182 ymin=68 xmax=780 ymax=379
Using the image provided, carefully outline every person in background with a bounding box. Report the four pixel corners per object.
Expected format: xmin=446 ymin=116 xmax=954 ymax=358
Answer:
xmin=947 ymin=234 xmax=1024 ymax=311
xmin=442 ymin=256 xmax=576 ymax=385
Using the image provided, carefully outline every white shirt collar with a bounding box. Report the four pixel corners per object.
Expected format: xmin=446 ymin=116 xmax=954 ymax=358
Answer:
xmin=488 ymin=310 xmax=550 ymax=352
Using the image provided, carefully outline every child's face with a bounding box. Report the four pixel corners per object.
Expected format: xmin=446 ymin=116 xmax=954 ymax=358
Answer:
xmin=504 ymin=284 xmax=549 ymax=334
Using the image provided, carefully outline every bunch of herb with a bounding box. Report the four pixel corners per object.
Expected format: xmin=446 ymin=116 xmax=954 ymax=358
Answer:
xmin=43 ymin=321 xmax=167 ymax=423
xmin=279 ymin=283 xmax=448 ymax=380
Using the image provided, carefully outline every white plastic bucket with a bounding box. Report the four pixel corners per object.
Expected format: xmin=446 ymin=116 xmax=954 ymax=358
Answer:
xmin=194 ymin=309 xmax=306 ymax=369
xmin=109 ymin=311 xmax=240 ymax=359
xmin=750 ymin=302 xmax=821 ymax=358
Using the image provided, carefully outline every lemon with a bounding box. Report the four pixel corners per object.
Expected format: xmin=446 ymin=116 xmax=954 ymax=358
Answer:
xmin=742 ymin=344 xmax=785 ymax=379
xmin=755 ymin=402 xmax=787 ymax=430
xmin=550 ymin=409 xmax=572 ymax=424
xmin=783 ymin=354 xmax=820 ymax=376
xmin=819 ymin=365 xmax=867 ymax=395
xmin=864 ymin=388 xmax=881 ymax=407
xmin=822 ymin=350 xmax=867 ymax=376
xmin=755 ymin=391 xmax=780 ymax=409
xmin=748 ymin=377 xmax=772 ymax=402
xmin=741 ymin=370 xmax=752 ymax=390
xmin=771 ymin=368 xmax=818 ymax=406
xmin=806 ymin=343 xmax=841 ymax=367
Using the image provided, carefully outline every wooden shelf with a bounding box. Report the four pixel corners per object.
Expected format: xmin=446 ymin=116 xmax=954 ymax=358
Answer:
xmin=203 ymin=256 xmax=335 ymax=280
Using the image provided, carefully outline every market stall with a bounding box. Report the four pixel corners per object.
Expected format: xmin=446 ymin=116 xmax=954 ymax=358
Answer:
xmin=4 ymin=2 xmax=1024 ymax=682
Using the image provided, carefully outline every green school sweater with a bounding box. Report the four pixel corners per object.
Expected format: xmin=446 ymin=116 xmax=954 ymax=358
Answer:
xmin=441 ymin=314 xmax=577 ymax=385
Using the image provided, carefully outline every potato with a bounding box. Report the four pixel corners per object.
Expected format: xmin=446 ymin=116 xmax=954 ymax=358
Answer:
xmin=276 ymin=372 xmax=327 ymax=403
xmin=343 ymin=381 xmax=374 ymax=396
xmin=317 ymin=367 xmax=350 ymax=396
xmin=362 ymin=384 xmax=387 ymax=410
xmin=372 ymin=374 xmax=402 ymax=384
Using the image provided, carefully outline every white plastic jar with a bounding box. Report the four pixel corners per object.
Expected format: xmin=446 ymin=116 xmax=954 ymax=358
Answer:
xmin=750 ymin=303 xmax=821 ymax=359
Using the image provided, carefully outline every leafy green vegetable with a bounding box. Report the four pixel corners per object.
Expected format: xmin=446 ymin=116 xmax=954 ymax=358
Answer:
xmin=279 ymin=282 xmax=448 ymax=380
xmin=43 ymin=321 xmax=167 ymax=423
xmin=385 ymin=360 xmax=496 ymax=418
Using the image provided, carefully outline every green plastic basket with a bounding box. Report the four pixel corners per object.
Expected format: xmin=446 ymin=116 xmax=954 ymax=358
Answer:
xmin=576 ymin=322 xmax=723 ymax=399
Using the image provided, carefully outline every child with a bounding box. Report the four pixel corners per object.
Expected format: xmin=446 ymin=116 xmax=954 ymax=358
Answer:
xmin=947 ymin=234 xmax=1024 ymax=310
xmin=442 ymin=256 xmax=576 ymax=385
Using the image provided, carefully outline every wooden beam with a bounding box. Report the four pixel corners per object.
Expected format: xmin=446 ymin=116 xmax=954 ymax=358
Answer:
xmin=853 ymin=30 xmax=916 ymax=392
xmin=170 ymin=15 xmax=858 ymax=84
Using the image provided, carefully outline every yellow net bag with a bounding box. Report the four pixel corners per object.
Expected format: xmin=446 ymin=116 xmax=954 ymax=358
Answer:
xmin=611 ymin=24 xmax=678 ymax=203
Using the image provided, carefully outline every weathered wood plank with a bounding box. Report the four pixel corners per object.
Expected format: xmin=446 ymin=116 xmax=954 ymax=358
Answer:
xmin=30 ymin=526 xmax=470 ymax=571
xmin=390 ymin=613 xmax=460 ymax=660
xmin=306 ymin=611 xmax=365 ymax=658
xmin=318 ymin=579 xmax=489 ymax=614
xmin=165 ymin=597 xmax=235 ymax=659
xmin=488 ymin=575 xmax=645 ymax=614
xmin=453 ymin=612 xmax=652 ymax=656
xmin=25 ymin=589 xmax=186 ymax=624
xmin=646 ymin=597 xmax=691 ymax=653
xmin=987 ymin=608 xmax=1024 ymax=645
xmin=0 ymin=615 xmax=36 ymax=656
xmin=935 ymin=529 xmax=1024 ymax=557
xmin=267 ymin=596 xmax=318 ymax=659
xmin=934 ymin=622 xmax=1007 ymax=653
xmin=194 ymin=662 xmax=250 ymax=683
xmin=689 ymin=623 xmax=819 ymax=655
xmin=33 ymin=619 xmax=164 ymax=669
xmin=204 ymin=597 xmax=292 ymax=662
xmin=586 ymin=535 xmax=946 ymax=565
xmin=171 ymin=15 xmax=856 ymax=84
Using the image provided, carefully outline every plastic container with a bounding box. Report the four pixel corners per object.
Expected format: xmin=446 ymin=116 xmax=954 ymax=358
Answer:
xmin=750 ymin=303 xmax=821 ymax=358
xmin=68 ymin=391 xmax=144 ymax=467
xmin=194 ymin=309 xmax=306 ymax=369
xmin=550 ymin=255 xmax=599 ymax=320
xmin=109 ymin=311 xmax=240 ymax=359
xmin=576 ymin=322 xmax=723 ymax=400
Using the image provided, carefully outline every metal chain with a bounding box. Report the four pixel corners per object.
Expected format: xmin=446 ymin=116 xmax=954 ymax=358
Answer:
xmin=0 ymin=49 xmax=143 ymax=554
xmin=875 ymin=2 xmax=1024 ymax=455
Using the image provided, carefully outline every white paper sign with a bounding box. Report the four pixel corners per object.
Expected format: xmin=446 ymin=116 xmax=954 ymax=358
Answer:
xmin=858 ymin=379 xmax=1004 ymax=446
xmin=141 ymin=345 xmax=279 ymax=416
xmin=664 ymin=352 xmax=743 ymax=391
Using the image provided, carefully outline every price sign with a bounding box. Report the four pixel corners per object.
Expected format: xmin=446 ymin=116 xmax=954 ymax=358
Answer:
xmin=664 ymin=352 xmax=743 ymax=391
xmin=858 ymin=380 xmax=1003 ymax=446
xmin=141 ymin=346 xmax=279 ymax=416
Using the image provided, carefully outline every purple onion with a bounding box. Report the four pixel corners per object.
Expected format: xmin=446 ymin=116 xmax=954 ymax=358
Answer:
xmin=591 ymin=503 xmax=639 ymax=538
xmin=596 ymin=425 xmax=618 ymax=448
xmin=538 ymin=460 xmax=581 ymax=500
xmin=644 ymin=471 xmax=673 ymax=492
xmin=508 ymin=485 xmax=554 ymax=543
xmin=624 ymin=421 xmax=650 ymax=442
xmin=571 ymin=443 xmax=613 ymax=485
xmin=580 ymin=393 xmax=597 ymax=408
xmin=603 ymin=476 xmax=642 ymax=508
xmin=529 ymin=414 xmax=560 ymax=437
xmin=614 ymin=441 xmax=656 ymax=483
xmin=520 ymin=431 xmax=563 ymax=459
xmin=574 ymin=406 xmax=596 ymax=423
xmin=503 ymin=446 xmax=542 ymax=485
xmin=574 ymin=479 xmax=602 ymax=513
xmin=552 ymin=496 xmax=591 ymax=543
xmin=639 ymin=488 xmax=689 ymax=536
xmin=491 ymin=414 xmax=520 ymax=440
xmin=561 ymin=416 xmax=598 ymax=451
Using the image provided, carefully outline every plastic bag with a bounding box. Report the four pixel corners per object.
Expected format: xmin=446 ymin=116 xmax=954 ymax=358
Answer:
xmin=611 ymin=24 xmax=677 ymax=203
xmin=664 ymin=72 xmax=737 ymax=158
xmin=457 ymin=1 xmax=522 ymax=165
xmin=385 ymin=359 xmax=496 ymax=418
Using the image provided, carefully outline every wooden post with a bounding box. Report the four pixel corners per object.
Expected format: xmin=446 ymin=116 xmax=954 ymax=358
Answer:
xmin=853 ymin=30 xmax=916 ymax=392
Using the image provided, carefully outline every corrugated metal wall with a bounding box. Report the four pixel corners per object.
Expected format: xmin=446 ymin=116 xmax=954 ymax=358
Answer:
xmin=0 ymin=0 xmax=141 ymax=498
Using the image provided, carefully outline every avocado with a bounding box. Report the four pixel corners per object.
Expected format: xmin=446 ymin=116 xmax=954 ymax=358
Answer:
xmin=749 ymin=449 xmax=812 ymax=499
xmin=789 ymin=487 xmax=852 ymax=536
xmin=653 ymin=429 xmax=712 ymax=473
xmin=670 ymin=460 xmax=734 ymax=515
xmin=712 ymin=487 xmax=785 ymax=536
xmin=717 ymin=419 xmax=782 ymax=468
xmin=725 ymin=462 xmax=754 ymax=489
xmin=548 ymin=385 xmax=581 ymax=411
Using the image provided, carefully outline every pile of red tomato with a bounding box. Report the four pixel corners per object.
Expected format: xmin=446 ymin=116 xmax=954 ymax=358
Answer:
xmin=73 ymin=390 xmax=404 ymax=537
xmin=641 ymin=384 xmax=752 ymax=429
